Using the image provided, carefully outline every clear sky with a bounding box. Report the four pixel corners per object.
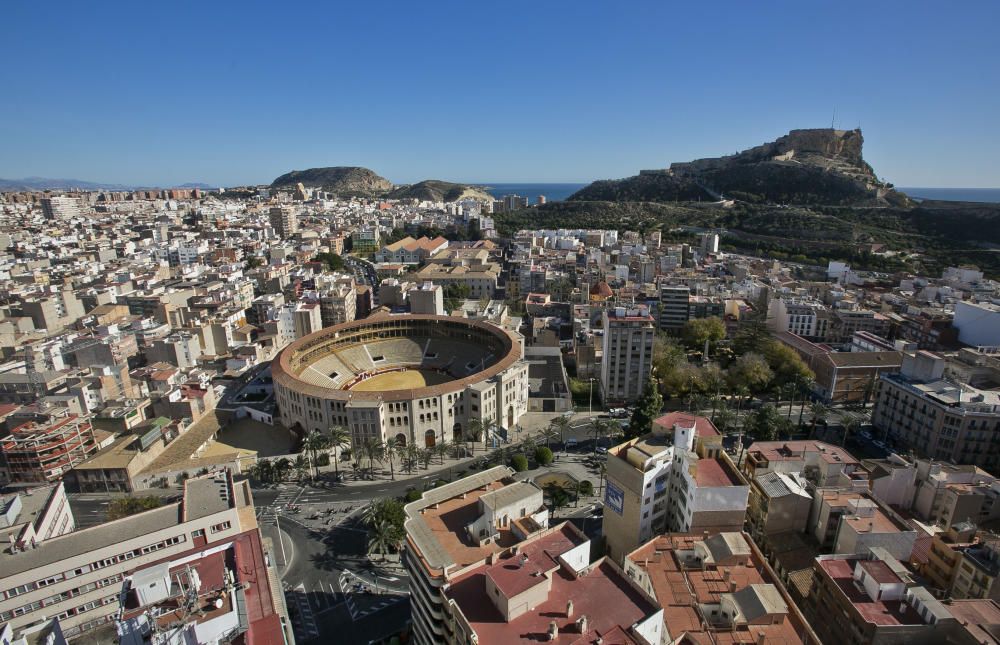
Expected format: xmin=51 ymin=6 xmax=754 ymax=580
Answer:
xmin=1 ymin=1 xmax=998 ymax=187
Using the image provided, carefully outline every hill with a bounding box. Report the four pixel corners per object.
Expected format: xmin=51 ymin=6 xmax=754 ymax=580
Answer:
xmin=570 ymin=129 xmax=911 ymax=206
xmin=270 ymin=166 xmax=392 ymax=197
xmin=386 ymin=180 xmax=492 ymax=203
xmin=0 ymin=176 xmax=132 ymax=191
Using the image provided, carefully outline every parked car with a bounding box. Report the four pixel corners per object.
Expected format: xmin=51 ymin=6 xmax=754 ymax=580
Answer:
xmin=565 ymin=438 xmax=579 ymax=448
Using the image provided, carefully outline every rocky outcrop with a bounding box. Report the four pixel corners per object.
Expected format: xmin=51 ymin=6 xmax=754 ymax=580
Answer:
xmin=270 ymin=167 xmax=392 ymax=197
xmin=571 ymin=128 xmax=911 ymax=206
xmin=386 ymin=180 xmax=492 ymax=203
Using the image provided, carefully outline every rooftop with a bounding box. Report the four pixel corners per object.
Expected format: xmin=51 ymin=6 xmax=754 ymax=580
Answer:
xmin=818 ymin=557 xmax=925 ymax=626
xmin=653 ymin=412 xmax=720 ymax=437
xmin=746 ymin=440 xmax=858 ymax=466
xmin=693 ymin=457 xmax=744 ymax=488
xmin=627 ymin=532 xmax=813 ymax=644
xmin=446 ymin=525 xmax=659 ymax=645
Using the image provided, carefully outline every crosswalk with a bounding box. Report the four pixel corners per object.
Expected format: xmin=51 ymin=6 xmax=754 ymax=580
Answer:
xmin=258 ymin=486 xmax=305 ymax=525
xmin=287 ymin=583 xmax=320 ymax=640
xmin=336 ymin=570 xmax=408 ymax=622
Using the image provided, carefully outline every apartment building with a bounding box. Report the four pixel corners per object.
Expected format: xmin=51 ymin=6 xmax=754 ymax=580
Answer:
xmin=746 ymin=470 xmax=813 ymax=539
xmin=600 ymin=305 xmax=655 ymax=405
xmin=0 ymin=483 xmax=75 ymax=552
xmin=603 ymin=413 xmax=748 ymax=562
xmin=403 ymin=467 xmax=548 ymax=645
xmin=0 ymin=412 xmax=106 ymax=484
xmin=871 ymin=350 xmax=1000 ymax=470
xmin=658 ymin=284 xmax=690 ymax=332
xmin=441 ymin=522 xmax=663 ymax=645
xmin=741 ymin=440 xmax=861 ymax=487
xmin=268 ymin=205 xmax=298 ymax=238
xmin=40 ymin=197 xmax=83 ymax=221
xmin=375 ymin=235 xmax=449 ymax=265
xmin=17 ymin=290 xmax=85 ymax=333
xmin=623 ymin=531 xmax=820 ymax=644
xmin=808 ymin=549 xmax=961 ymax=644
xmin=0 ymin=472 xmax=290 ymax=643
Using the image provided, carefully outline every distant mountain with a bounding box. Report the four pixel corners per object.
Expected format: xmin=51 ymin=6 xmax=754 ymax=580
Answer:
xmin=0 ymin=176 xmax=131 ymax=192
xmin=0 ymin=177 xmax=216 ymax=192
xmin=570 ymin=128 xmax=911 ymax=207
xmin=386 ymin=180 xmax=492 ymax=203
xmin=271 ymin=166 xmax=392 ymax=197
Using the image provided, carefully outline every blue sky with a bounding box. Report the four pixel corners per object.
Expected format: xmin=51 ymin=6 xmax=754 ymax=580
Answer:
xmin=1 ymin=1 xmax=998 ymax=187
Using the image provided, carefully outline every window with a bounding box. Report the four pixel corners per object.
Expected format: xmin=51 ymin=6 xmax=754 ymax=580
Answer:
xmin=211 ymin=521 xmax=232 ymax=534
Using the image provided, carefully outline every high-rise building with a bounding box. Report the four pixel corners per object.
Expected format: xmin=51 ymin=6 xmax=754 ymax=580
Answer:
xmin=600 ymin=305 xmax=655 ymax=404
xmin=658 ymin=284 xmax=690 ymax=332
xmin=40 ymin=196 xmax=83 ymax=220
xmin=268 ymin=205 xmax=299 ymax=238
xmin=408 ymin=282 xmax=444 ymax=315
xmin=602 ymin=413 xmax=748 ymax=562
xmin=501 ymin=194 xmax=529 ymax=212
xmin=699 ymin=232 xmax=720 ymax=254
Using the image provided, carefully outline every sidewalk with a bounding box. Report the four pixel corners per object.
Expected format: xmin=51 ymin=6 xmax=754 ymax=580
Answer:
xmin=309 ymin=410 xmax=605 ymax=488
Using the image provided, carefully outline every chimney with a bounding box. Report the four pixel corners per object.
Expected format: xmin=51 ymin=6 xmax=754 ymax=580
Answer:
xmin=757 ymin=632 xmax=767 ymax=645
xmin=731 ymin=580 xmax=737 ymax=592
xmin=566 ymin=599 xmax=574 ymax=618
xmin=548 ymin=621 xmax=558 ymax=641
xmin=577 ymin=615 xmax=589 ymax=634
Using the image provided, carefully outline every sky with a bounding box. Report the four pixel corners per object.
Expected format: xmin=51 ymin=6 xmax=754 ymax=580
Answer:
xmin=1 ymin=1 xmax=998 ymax=187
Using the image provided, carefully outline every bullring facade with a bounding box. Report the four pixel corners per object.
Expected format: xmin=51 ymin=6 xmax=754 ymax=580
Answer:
xmin=271 ymin=314 xmax=529 ymax=450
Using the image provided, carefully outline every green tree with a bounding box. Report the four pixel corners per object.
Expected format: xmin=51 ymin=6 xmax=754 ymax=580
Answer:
xmin=106 ymin=496 xmax=162 ymax=521
xmin=419 ymin=448 xmax=434 ymax=469
xmin=364 ymin=498 xmax=406 ymax=560
xmin=327 ymin=425 xmax=350 ymax=480
xmin=273 ymin=458 xmax=292 ymax=482
xmin=544 ymin=482 xmax=570 ymax=513
xmin=745 ymin=404 xmax=786 ymax=441
xmin=809 ymin=402 xmax=830 ymax=438
xmin=628 ymin=376 xmax=664 ymax=440
xmin=293 ymin=454 xmax=311 ymax=481
xmin=302 ymin=431 xmax=331 ymax=480
xmin=549 ymin=415 xmax=571 ymax=448
xmin=465 ymin=418 xmax=486 ymax=453
xmin=682 ymin=317 xmax=726 ymax=349
xmin=314 ymin=251 xmax=345 ymax=271
xmin=538 ymin=426 xmax=559 ymax=451
xmin=763 ymin=341 xmax=815 ymax=388
xmin=578 ymin=480 xmax=594 ymax=497
xmin=727 ymin=353 xmax=773 ymax=398
xmin=534 ymin=446 xmax=554 ymax=466
xmin=510 ymin=453 xmax=529 ymax=472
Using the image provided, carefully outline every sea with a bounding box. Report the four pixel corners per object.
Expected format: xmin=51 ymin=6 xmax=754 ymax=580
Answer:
xmin=898 ymin=187 xmax=1000 ymax=204
xmin=480 ymin=183 xmax=588 ymax=205
xmin=478 ymin=183 xmax=1000 ymax=206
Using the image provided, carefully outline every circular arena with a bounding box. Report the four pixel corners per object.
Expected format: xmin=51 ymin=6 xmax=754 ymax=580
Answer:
xmin=272 ymin=315 xmax=529 ymax=449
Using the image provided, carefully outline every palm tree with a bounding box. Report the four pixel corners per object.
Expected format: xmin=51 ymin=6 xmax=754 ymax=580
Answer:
xmin=327 ymin=425 xmax=350 ymax=481
xmin=273 ymin=458 xmax=292 ymax=482
xmin=590 ymin=418 xmax=609 ymax=454
xmin=538 ymin=426 xmax=559 ymax=451
xmin=302 ymin=432 xmax=330 ymax=480
xmin=809 ymin=402 xmax=830 ymax=439
xmin=401 ymin=445 xmax=419 ymax=474
xmin=466 ymin=418 xmax=485 ymax=454
xmin=435 ymin=440 xmax=451 ymax=465
xmin=293 ymin=454 xmax=310 ymax=481
xmin=841 ymin=412 xmax=862 ymax=447
xmin=549 ymin=415 xmax=571 ymax=447
xmin=367 ymin=518 xmax=395 ymax=562
xmin=419 ymin=448 xmax=434 ymax=470
xmin=363 ymin=438 xmax=384 ymax=478
xmin=383 ymin=442 xmax=397 ymax=480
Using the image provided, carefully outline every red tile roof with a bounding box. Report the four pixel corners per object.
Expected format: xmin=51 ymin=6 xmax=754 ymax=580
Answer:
xmin=653 ymin=412 xmax=720 ymax=437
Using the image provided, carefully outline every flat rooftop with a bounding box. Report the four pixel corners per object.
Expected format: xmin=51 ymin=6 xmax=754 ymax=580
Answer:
xmin=405 ymin=467 xmax=521 ymax=572
xmin=819 ymin=558 xmax=925 ymax=626
xmin=746 ymin=440 xmax=858 ymax=466
xmin=694 ymin=457 xmax=744 ymax=488
xmin=653 ymin=412 xmax=720 ymax=437
xmin=627 ymin=533 xmax=810 ymax=644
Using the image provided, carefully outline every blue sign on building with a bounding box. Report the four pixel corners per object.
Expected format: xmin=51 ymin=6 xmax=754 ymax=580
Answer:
xmin=605 ymin=481 xmax=625 ymax=516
